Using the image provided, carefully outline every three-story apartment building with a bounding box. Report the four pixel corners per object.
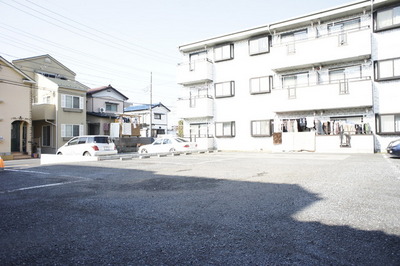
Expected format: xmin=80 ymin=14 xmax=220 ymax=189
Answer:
xmin=177 ymin=0 xmax=400 ymax=153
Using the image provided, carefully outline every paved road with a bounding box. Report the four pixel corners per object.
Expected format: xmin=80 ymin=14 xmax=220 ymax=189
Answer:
xmin=1 ymin=152 xmax=399 ymax=265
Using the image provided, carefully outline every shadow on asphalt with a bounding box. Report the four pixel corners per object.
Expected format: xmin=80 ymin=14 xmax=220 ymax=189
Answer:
xmin=0 ymin=164 xmax=399 ymax=265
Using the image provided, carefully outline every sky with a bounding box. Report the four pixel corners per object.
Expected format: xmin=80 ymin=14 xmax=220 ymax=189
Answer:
xmin=0 ymin=0 xmax=352 ymax=110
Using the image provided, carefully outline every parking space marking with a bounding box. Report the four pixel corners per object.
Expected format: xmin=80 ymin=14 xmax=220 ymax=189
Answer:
xmin=0 ymin=180 xmax=86 ymax=194
xmin=1 ymin=169 xmax=89 ymax=194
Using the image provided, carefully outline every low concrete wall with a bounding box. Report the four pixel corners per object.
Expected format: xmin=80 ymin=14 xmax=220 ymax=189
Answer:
xmin=41 ymin=154 xmax=99 ymax=165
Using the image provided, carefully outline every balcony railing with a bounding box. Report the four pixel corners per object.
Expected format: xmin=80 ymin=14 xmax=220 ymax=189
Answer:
xmin=32 ymin=103 xmax=56 ymax=120
xmin=273 ymin=78 xmax=373 ymax=112
xmin=177 ymin=59 xmax=214 ymax=85
xmin=272 ymin=27 xmax=371 ymax=72
xmin=177 ymin=96 xmax=214 ymax=119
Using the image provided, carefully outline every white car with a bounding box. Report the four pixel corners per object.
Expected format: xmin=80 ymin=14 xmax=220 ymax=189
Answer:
xmin=138 ymin=137 xmax=197 ymax=154
xmin=57 ymin=135 xmax=117 ymax=156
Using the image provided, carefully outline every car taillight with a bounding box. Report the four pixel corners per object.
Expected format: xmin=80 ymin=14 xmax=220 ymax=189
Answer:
xmin=184 ymin=144 xmax=189 ymax=148
xmin=92 ymin=145 xmax=99 ymax=151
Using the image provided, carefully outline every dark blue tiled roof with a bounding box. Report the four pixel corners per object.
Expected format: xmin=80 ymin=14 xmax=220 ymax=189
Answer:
xmin=124 ymin=102 xmax=170 ymax=112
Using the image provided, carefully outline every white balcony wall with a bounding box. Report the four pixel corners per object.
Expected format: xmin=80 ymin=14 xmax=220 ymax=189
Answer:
xmin=272 ymin=27 xmax=372 ymax=71
xmin=177 ymin=97 xmax=214 ymax=119
xmin=273 ymin=79 xmax=373 ymax=112
xmin=177 ymin=59 xmax=214 ymax=85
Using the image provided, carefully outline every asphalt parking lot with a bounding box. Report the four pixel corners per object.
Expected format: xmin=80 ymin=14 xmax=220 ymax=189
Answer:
xmin=1 ymin=152 xmax=400 ymax=265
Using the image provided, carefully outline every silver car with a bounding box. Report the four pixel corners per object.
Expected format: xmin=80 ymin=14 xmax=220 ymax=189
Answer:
xmin=138 ymin=137 xmax=197 ymax=154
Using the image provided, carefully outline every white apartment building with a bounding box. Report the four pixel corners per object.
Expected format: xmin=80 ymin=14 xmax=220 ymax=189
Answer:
xmin=177 ymin=0 xmax=400 ymax=153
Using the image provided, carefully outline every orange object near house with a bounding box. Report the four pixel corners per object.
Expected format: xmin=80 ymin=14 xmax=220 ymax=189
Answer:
xmin=0 ymin=157 xmax=4 ymax=170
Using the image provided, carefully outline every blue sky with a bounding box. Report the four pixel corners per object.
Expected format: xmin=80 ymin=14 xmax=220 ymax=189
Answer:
xmin=0 ymin=0 xmax=351 ymax=108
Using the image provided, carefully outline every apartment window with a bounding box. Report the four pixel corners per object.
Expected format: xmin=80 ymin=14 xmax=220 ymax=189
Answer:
xmin=215 ymin=121 xmax=235 ymax=137
xmin=215 ymin=81 xmax=235 ymax=98
xmin=106 ymin=103 xmax=118 ymax=112
xmin=249 ymin=36 xmax=270 ymax=55
xmin=214 ymin=44 xmax=234 ymax=62
xmin=190 ymin=123 xmax=211 ymax=138
xmin=61 ymin=94 xmax=83 ymax=109
xmin=281 ymin=29 xmax=307 ymax=43
xmin=282 ymin=72 xmax=309 ymax=99
xmin=42 ymin=125 xmax=51 ymax=147
xmin=328 ymin=18 xmax=361 ymax=33
xmin=375 ymin=5 xmax=400 ymax=31
xmin=189 ymin=51 xmax=207 ymax=71
xmin=61 ymin=124 xmax=84 ymax=138
xmin=374 ymin=58 xmax=400 ymax=81
xmin=42 ymin=95 xmax=51 ymax=104
xmin=154 ymin=113 xmax=162 ymax=120
xmin=251 ymin=120 xmax=272 ymax=137
xmin=250 ymin=76 xmax=272 ymax=94
xmin=376 ymin=114 xmax=400 ymax=134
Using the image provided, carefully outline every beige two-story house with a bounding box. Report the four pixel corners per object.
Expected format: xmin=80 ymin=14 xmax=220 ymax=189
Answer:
xmin=13 ymin=55 xmax=89 ymax=154
xmin=0 ymin=56 xmax=36 ymax=159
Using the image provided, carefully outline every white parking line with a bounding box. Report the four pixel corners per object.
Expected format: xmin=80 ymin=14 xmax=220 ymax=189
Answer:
xmin=1 ymin=169 xmax=89 ymax=194
xmin=0 ymin=180 xmax=86 ymax=194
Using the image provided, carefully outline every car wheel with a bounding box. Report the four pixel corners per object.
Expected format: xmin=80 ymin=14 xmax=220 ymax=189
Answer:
xmin=83 ymin=152 xmax=91 ymax=156
xmin=169 ymin=148 xmax=176 ymax=153
xmin=57 ymin=152 xmax=62 ymax=155
xmin=141 ymin=149 xmax=148 ymax=154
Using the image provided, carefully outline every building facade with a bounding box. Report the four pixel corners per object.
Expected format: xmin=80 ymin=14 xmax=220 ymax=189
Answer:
xmin=177 ymin=0 xmax=400 ymax=153
xmin=13 ymin=55 xmax=89 ymax=154
xmin=0 ymin=56 xmax=36 ymax=159
xmin=86 ymin=85 xmax=129 ymax=135
xmin=124 ymin=103 xmax=170 ymax=137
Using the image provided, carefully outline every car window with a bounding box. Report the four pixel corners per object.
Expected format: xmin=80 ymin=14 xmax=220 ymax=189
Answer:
xmin=78 ymin=137 xmax=87 ymax=144
xmin=153 ymin=139 xmax=162 ymax=145
xmin=94 ymin=137 xmax=110 ymax=144
xmin=68 ymin=138 xmax=79 ymax=146
xmin=175 ymin=138 xmax=188 ymax=143
xmin=163 ymin=139 xmax=172 ymax=144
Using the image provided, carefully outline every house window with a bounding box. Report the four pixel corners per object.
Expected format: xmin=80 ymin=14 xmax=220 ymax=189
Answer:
xmin=154 ymin=113 xmax=162 ymax=120
xmin=106 ymin=103 xmax=118 ymax=112
xmin=251 ymin=120 xmax=272 ymax=137
xmin=61 ymin=94 xmax=83 ymax=109
xmin=374 ymin=58 xmax=400 ymax=81
xmin=215 ymin=121 xmax=235 ymax=137
xmin=61 ymin=124 xmax=84 ymax=138
xmin=375 ymin=5 xmax=400 ymax=31
xmin=282 ymin=72 xmax=309 ymax=99
xmin=376 ymin=114 xmax=400 ymax=134
xmin=249 ymin=36 xmax=270 ymax=55
xmin=215 ymin=81 xmax=235 ymax=98
xmin=42 ymin=125 xmax=51 ymax=147
xmin=250 ymin=76 xmax=272 ymax=94
xmin=214 ymin=44 xmax=234 ymax=62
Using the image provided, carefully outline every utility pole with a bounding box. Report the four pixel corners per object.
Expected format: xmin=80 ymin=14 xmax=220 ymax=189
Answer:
xmin=149 ymin=72 xmax=153 ymax=138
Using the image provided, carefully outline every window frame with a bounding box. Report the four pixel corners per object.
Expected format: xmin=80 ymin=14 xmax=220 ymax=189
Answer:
xmin=215 ymin=121 xmax=235 ymax=138
xmin=251 ymin=120 xmax=272 ymax=137
xmin=249 ymin=35 xmax=270 ymax=55
xmin=105 ymin=102 xmax=118 ymax=112
xmin=374 ymin=58 xmax=400 ymax=81
xmin=250 ymin=76 xmax=273 ymax=95
xmin=215 ymin=81 xmax=235 ymax=98
xmin=374 ymin=5 xmax=400 ymax=32
xmin=154 ymin=113 xmax=162 ymax=120
xmin=214 ymin=43 xmax=234 ymax=62
xmin=61 ymin=94 xmax=84 ymax=110
xmin=376 ymin=113 xmax=400 ymax=135
xmin=61 ymin=124 xmax=84 ymax=138
xmin=42 ymin=125 xmax=51 ymax=147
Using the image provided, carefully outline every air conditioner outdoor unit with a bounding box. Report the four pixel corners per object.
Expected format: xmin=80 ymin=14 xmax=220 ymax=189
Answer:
xmin=99 ymin=107 xmax=105 ymax=113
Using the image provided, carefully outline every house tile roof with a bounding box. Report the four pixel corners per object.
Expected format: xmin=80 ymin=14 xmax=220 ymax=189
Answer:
xmin=124 ymin=102 xmax=170 ymax=112
xmin=87 ymin=84 xmax=129 ymax=100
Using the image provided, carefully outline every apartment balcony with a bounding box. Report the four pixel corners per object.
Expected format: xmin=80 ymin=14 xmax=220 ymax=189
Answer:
xmin=272 ymin=27 xmax=371 ymax=72
xmin=177 ymin=96 xmax=214 ymax=119
xmin=32 ymin=103 xmax=56 ymax=121
xmin=273 ymin=78 xmax=373 ymax=112
xmin=177 ymin=59 xmax=214 ymax=85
